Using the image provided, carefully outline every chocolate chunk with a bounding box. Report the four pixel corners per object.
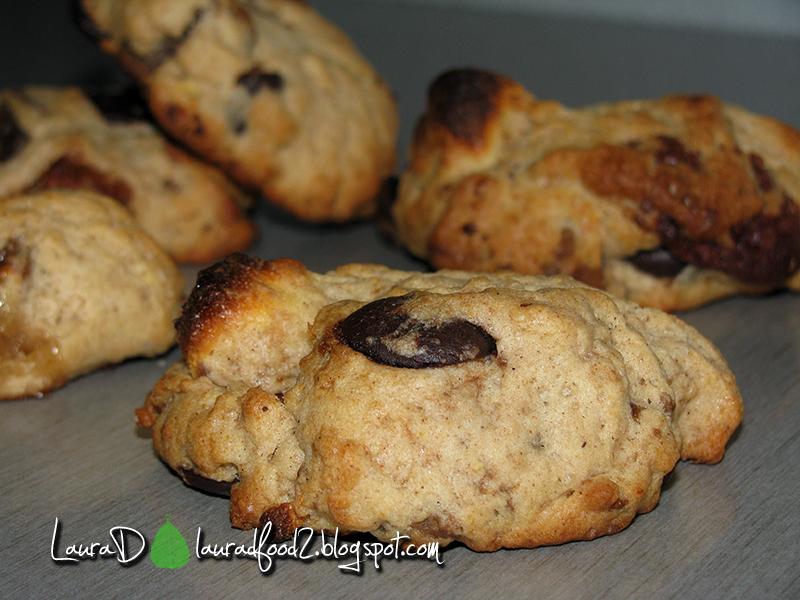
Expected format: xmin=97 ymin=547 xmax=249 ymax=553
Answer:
xmin=259 ymin=503 xmax=299 ymax=542
xmin=628 ymin=247 xmax=687 ymax=278
xmin=29 ymin=156 xmax=134 ymax=206
xmin=0 ymin=238 xmax=20 ymax=264
xmin=654 ymin=135 xmax=701 ymax=171
xmin=232 ymin=119 xmax=247 ymax=135
xmin=86 ymin=86 xmax=152 ymax=123
xmin=409 ymin=514 xmax=458 ymax=540
xmin=0 ymin=239 xmax=16 ymax=267
xmin=236 ymin=68 xmax=284 ymax=95
xmin=178 ymin=468 xmax=232 ymax=497
xmin=335 ymin=293 xmax=497 ymax=368
xmin=0 ymin=238 xmax=30 ymax=278
xmin=749 ymin=153 xmax=774 ymax=193
xmin=658 ymin=197 xmax=800 ymax=285
xmin=0 ymin=101 xmax=29 ymax=162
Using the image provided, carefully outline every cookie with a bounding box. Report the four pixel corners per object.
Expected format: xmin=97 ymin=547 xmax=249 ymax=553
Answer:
xmin=75 ymin=0 xmax=399 ymax=223
xmin=0 ymin=189 xmax=184 ymax=400
xmin=0 ymin=85 xmax=255 ymax=263
xmin=136 ymin=254 xmax=742 ymax=550
xmin=386 ymin=68 xmax=800 ymax=311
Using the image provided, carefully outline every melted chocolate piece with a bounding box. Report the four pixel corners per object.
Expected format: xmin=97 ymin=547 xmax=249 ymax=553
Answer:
xmin=658 ymin=197 xmax=800 ymax=285
xmin=0 ymin=238 xmax=29 ymax=277
xmin=0 ymin=239 xmax=16 ymax=267
xmin=409 ymin=514 xmax=458 ymax=540
xmin=628 ymin=247 xmax=687 ymax=278
xmin=29 ymin=156 xmax=133 ymax=206
xmin=236 ymin=68 xmax=284 ymax=95
xmin=259 ymin=503 xmax=298 ymax=542
xmin=335 ymin=293 xmax=497 ymax=368
xmin=654 ymin=135 xmax=701 ymax=170
xmin=178 ymin=468 xmax=233 ymax=497
xmin=0 ymin=101 xmax=29 ymax=162
xmin=749 ymin=153 xmax=774 ymax=193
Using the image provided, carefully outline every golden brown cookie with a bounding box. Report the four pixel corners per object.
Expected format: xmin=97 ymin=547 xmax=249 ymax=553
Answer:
xmin=0 ymin=85 xmax=255 ymax=263
xmin=75 ymin=0 xmax=399 ymax=223
xmin=386 ymin=68 xmax=800 ymax=311
xmin=0 ymin=189 xmax=184 ymax=400
xmin=137 ymin=254 xmax=742 ymax=550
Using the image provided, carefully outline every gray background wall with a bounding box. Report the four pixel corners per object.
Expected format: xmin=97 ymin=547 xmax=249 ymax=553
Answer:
xmin=372 ymin=0 xmax=800 ymax=38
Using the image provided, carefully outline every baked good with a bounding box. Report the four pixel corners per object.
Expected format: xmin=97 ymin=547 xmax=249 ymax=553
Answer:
xmin=0 ymin=189 xmax=184 ymax=401
xmin=0 ymin=85 xmax=255 ymax=264
xmin=386 ymin=68 xmax=800 ymax=311
xmin=75 ymin=0 xmax=399 ymax=223
xmin=136 ymin=254 xmax=742 ymax=550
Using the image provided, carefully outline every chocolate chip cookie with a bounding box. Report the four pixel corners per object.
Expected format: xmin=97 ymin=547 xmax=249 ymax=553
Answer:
xmin=0 ymin=85 xmax=255 ymax=263
xmin=386 ymin=68 xmax=800 ymax=311
xmin=75 ymin=0 xmax=399 ymax=223
xmin=0 ymin=189 xmax=184 ymax=400
xmin=137 ymin=254 xmax=742 ymax=550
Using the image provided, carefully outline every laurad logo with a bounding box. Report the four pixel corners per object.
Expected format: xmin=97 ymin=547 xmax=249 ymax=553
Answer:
xmin=49 ymin=516 xmax=445 ymax=574
xmin=50 ymin=518 xmax=147 ymax=565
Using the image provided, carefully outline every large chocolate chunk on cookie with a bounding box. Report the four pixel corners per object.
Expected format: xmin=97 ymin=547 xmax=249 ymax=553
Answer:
xmin=335 ymin=293 xmax=498 ymax=368
xmin=387 ymin=68 xmax=800 ymax=310
xmin=137 ymin=255 xmax=742 ymax=550
xmin=75 ymin=0 xmax=399 ymax=223
xmin=0 ymin=86 xmax=255 ymax=263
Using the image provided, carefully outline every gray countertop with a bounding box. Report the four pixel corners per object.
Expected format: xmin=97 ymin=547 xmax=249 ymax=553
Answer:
xmin=1 ymin=2 xmax=799 ymax=598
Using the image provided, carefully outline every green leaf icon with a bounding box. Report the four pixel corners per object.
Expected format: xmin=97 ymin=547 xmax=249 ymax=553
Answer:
xmin=150 ymin=517 xmax=191 ymax=569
